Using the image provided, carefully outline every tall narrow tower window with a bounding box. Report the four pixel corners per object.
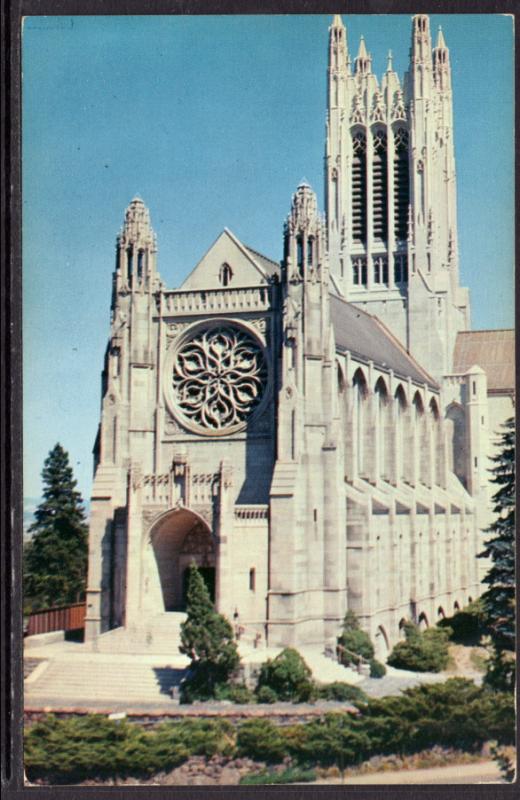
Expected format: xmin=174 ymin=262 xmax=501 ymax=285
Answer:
xmin=307 ymin=236 xmax=314 ymax=265
xmin=372 ymin=130 xmax=388 ymax=242
xmin=219 ymin=263 xmax=233 ymax=287
xmin=137 ymin=250 xmax=145 ymax=279
xmin=296 ymin=236 xmax=304 ymax=272
xmin=126 ymin=247 xmax=133 ymax=280
xmin=352 ymin=132 xmax=367 ymax=243
xmin=393 ymin=128 xmax=409 ymax=242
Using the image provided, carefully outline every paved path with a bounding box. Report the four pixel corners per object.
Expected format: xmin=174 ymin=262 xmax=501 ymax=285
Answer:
xmin=314 ymin=760 xmax=503 ymax=785
xmin=24 ymin=636 xmax=477 ymax=712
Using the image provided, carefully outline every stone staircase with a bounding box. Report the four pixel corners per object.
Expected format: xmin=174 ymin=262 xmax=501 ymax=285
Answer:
xmin=87 ymin=612 xmax=188 ymax=655
xmin=25 ymin=657 xmax=187 ymax=704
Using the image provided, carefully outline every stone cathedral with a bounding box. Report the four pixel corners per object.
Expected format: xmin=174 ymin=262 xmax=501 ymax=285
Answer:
xmin=85 ymin=15 xmax=514 ymax=658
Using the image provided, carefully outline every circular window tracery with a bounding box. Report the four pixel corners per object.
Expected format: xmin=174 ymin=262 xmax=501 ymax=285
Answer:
xmin=171 ymin=324 xmax=268 ymax=434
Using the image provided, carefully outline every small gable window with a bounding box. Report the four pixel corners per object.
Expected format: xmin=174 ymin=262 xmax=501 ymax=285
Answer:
xmin=219 ymin=263 xmax=233 ymax=287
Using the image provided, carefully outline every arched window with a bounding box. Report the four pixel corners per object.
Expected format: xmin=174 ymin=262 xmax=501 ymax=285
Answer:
xmin=372 ymin=130 xmax=388 ymax=242
xmin=126 ymin=247 xmax=133 ymax=281
xmin=395 ymin=385 xmax=407 ymax=481
xmin=375 ymin=377 xmax=389 ymax=478
xmin=352 ymin=132 xmax=367 ymax=243
xmin=393 ymin=128 xmax=409 ymax=242
xmin=296 ymin=236 xmax=304 ymax=272
xmin=219 ymin=263 xmax=233 ymax=287
xmin=137 ymin=249 xmax=145 ymax=280
xmin=307 ymin=236 xmax=314 ymax=266
xmin=446 ymin=403 xmax=467 ymax=488
xmin=353 ymin=369 xmax=368 ymax=474
xmin=249 ymin=568 xmax=256 ymax=592
xmin=413 ymin=392 xmax=424 ymax=483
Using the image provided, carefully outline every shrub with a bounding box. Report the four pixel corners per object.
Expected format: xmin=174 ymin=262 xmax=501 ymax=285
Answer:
xmin=337 ymin=611 xmax=374 ymax=667
xmin=316 ymin=682 xmax=368 ymax=703
xmin=256 ymin=685 xmax=278 ymax=704
xmin=179 ymin=565 xmax=240 ymax=701
xmin=387 ymin=623 xmax=451 ymax=672
xmin=369 ymin=659 xmax=386 ymax=678
xmin=255 ymin=648 xmax=316 ymax=703
xmin=296 ymin=713 xmax=371 ymax=771
xmin=214 ymin=682 xmax=256 ymax=704
xmin=239 ymin=766 xmax=316 ymax=785
xmin=438 ymin=600 xmax=488 ymax=645
xmin=24 ymin=715 xmax=237 ymax=783
xmin=236 ymin=719 xmax=287 ymax=763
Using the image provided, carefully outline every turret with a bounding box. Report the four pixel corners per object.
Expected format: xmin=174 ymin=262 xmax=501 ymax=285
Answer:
xmin=283 ymin=181 xmax=326 ymax=283
xmin=113 ymin=197 xmax=158 ymax=306
xmin=433 ymin=26 xmax=451 ymax=91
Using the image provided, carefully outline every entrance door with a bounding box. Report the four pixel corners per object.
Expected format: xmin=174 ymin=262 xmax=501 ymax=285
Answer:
xmin=182 ymin=566 xmax=216 ymax=607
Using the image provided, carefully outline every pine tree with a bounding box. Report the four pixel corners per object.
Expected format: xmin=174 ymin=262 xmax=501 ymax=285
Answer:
xmin=24 ymin=443 xmax=88 ymax=612
xmin=478 ymin=417 xmax=515 ymax=691
xmin=179 ymin=564 xmax=239 ymax=700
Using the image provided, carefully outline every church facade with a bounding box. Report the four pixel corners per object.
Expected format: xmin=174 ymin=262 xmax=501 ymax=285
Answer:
xmin=84 ymin=15 xmax=513 ymax=658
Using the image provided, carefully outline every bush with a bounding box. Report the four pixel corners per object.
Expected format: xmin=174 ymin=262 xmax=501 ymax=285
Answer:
xmin=214 ymin=682 xmax=256 ymax=704
xmin=369 ymin=659 xmax=386 ymax=678
xmin=316 ymin=682 xmax=368 ymax=703
xmin=337 ymin=611 xmax=374 ymax=667
xmin=179 ymin=565 xmax=240 ymax=701
xmin=387 ymin=623 xmax=451 ymax=672
xmin=255 ymin=648 xmax=316 ymax=703
xmin=438 ymin=600 xmax=488 ymax=645
xmin=295 ymin=713 xmax=371 ymax=771
xmin=24 ymin=715 xmax=235 ymax=783
xmin=239 ymin=766 xmax=316 ymax=785
xmin=256 ymin=685 xmax=278 ymax=704
xmin=236 ymin=719 xmax=287 ymax=763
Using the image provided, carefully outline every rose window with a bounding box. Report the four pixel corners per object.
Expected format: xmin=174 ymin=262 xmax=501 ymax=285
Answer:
xmin=172 ymin=326 xmax=267 ymax=433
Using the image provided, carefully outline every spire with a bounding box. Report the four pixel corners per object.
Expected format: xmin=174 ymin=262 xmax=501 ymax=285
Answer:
xmin=436 ymin=25 xmax=446 ymax=49
xmin=355 ymin=35 xmax=371 ymax=74
xmin=331 ymin=13 xmax=345 ymax=30
xmin=433 ymin=23 xmax=451 ymax=90
xmin=386 ymin=49 xmax=394 ymax=72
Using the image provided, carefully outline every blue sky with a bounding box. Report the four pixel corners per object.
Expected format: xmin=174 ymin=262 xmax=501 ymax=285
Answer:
xmin=22 ymin=14 xmax=514 ymax=503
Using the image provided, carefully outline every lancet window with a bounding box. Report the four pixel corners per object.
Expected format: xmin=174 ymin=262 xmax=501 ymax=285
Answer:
xmin=372 ymin=130 xmax=388 ymax=242
xmin=393 ymin=127 xmax=409 ymax=242
xmin=352 ymin=132 xmax=367 ymax=243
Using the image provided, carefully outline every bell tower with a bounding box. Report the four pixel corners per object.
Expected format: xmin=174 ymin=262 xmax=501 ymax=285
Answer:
xmin=324 ymin=14 xmax=470 ymax=381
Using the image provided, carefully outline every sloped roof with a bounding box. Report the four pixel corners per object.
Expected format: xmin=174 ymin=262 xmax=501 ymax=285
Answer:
xmin=330 ymin=293 xmax=438 ymax=389
xmin=453 ymin=329 xmax=515 ymax=392
xmin=244 ymin=244 xmax=281 ymax=279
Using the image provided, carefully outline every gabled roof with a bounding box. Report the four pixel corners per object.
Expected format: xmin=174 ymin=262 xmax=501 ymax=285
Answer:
xmin=453 ymin=329 xmax=515 ymax=393
xmin=330 ymin=293 xmax=438 ymax=389
xmin=243 ymin=244 xmax=281 ymax=279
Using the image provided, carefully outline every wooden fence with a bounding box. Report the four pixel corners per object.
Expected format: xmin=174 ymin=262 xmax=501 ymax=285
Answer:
xmin=26 ymin=602 xmax=86 ymax=636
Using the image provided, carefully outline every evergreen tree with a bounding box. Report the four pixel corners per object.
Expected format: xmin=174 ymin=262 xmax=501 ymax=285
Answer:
xmin=24 ymin=443 xmax=88 ymax=612
xmin=478 ymin=417 xmax=515 ymax=691
xmin=179 ymin=564 xmax=239 ymax=700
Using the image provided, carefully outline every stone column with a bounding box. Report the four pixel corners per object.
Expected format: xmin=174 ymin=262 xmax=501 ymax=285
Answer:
xmin=215 ymin=459 xmax=234 ymax=618
xmin=124 ymin=463 xmax=143 ymax=628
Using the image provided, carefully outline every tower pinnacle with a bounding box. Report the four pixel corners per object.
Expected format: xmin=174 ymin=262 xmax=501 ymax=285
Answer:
xmin=436 ymin=25 xmax=447 ymax=49
xmin=355 ymin=35 xmax=371 ymax=73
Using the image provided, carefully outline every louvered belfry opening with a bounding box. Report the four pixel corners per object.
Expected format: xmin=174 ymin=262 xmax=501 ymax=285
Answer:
xmin=372 ymin=130 xmax=388 ymax=243
xmin=352 ymin=132 xmax=367 ymax=243
xmin=393 ymin=127 xmax=409 ymax=242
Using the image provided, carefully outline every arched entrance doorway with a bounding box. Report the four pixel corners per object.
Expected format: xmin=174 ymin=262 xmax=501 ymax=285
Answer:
xmin=148 ymin=508 xmax=215 ymax=612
